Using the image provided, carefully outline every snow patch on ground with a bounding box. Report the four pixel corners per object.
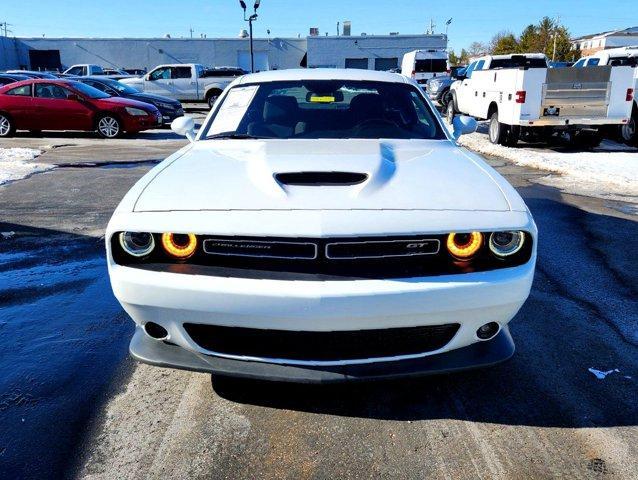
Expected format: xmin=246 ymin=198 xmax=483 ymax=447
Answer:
xmin=0 ymin=148 xmax=53 ymax=185
xmin=588 ymin=368 xmax=620 ymax=380
xmin=458 ymin=129 xmax=638 ymax=203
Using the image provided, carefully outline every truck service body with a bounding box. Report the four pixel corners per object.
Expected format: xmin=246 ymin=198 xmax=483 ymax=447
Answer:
xmin=449 ymin=53 xmax=635 ymax=146
xmin=575 ymin=47 xmax=638 ymax=145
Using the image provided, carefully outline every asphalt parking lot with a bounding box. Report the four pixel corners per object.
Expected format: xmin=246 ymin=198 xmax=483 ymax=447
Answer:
xmin=0 ymin=125 xmax=636 ymax=479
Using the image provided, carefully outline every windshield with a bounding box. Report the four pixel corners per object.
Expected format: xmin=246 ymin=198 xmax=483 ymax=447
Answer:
xmin=415 ymin=59 xmax=448 ymax=73
xmin=489 ymin=56 xmax=548 ymax=69
xmin=201 ymin=80 xmax=445 ymax=140
xmin=67 ymin=81 xmax=111 ymax=99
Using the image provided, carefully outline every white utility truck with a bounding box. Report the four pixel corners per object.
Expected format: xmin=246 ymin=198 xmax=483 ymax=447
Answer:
xmin=401 ymin=49 xmax=449 ymax=84
xmin=448 ymin=53 xmax=636 ymax=147
xmin=575 ymin=47 xmax=637 ymax=145
xmin=120 ymin=64 xmax=242 ymax=108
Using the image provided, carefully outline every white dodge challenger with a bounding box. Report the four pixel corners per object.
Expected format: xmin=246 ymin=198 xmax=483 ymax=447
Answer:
xmin=106 ymin=69 xmax=537 ymax=382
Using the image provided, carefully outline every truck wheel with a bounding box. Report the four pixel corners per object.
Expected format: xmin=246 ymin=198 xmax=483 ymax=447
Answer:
xmin=0 ymin=113 xmax=15 ymax=137
xmin=446 ymin=101 xmax=455 ymax=124
xmin=439 ymin=88 xmax=450 ymax=109
xmin=620 ymin=106 xmax=637 ymax=146
xmin=488 ymin=112 xmax=509 ymax=146
xmin=206 ymin=91 xmax=221 ymax=109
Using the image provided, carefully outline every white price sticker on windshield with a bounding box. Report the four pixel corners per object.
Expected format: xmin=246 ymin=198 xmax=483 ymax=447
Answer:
xmin=209 ymin=85 xmax=259 ymax=135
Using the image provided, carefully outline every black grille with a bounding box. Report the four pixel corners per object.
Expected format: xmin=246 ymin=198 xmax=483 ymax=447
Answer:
xmin=112 ymin=233 xmax=534 ymax=280
xmin=183 ymin=323 xmax=460 ymax=361
xmin=326 ymin=239 xmax=439 ymax=259
xmin=203 ymin=238 xmax=317 ymax=259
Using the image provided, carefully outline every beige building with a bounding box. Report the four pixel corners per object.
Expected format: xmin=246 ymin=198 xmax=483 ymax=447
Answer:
xmin=571 ymin=26 xmax=638 ymax=56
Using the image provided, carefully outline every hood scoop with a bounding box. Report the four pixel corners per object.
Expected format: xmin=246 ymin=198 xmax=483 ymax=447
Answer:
xmin=274 ymin=171 xmax=368 ymax=186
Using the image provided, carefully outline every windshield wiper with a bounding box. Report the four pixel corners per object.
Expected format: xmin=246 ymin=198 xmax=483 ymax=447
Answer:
xmin=207 ymin=132 xmax=268 ymax=140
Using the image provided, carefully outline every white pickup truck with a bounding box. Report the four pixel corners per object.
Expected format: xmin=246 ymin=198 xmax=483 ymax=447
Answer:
xmin=575 ymin=47 xmax=637 ymax=145
xmin=448 ymin=53 xmax=636 ymax=147
xmin=120 ymin=64 xmax=243 ymax=108
xmin=63 ymin=64 xmax=106 ymax=76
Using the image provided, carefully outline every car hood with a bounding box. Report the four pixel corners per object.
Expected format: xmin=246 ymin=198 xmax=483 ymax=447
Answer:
xmin=127 ymin=92 xmax=180 ymax=106
xmin=133 ymin=139 xmax=512 ymax=212
xmin=97 ymin=96 xmax=157 ymax=111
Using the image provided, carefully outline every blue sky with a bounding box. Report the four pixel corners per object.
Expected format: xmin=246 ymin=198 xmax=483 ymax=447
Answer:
xmin=1 ymin=0 xmax=635 ymax=51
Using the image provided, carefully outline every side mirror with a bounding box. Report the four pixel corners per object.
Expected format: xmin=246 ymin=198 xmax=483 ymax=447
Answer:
xmin=67 ymin=94 xmax=81 ymax=101
xmin=171 ymin=116 xmax=196 ymax=142
xmin=452 ymin=115 xmax=477 ymax=140
xmin=145 ymin=73 xmax=152 ymax=81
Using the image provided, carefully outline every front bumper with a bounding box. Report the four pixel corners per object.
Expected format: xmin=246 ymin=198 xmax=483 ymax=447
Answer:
xmin=110 ymin=257 xmax=534 ymax=379
xmin=517 ymin=116 xmax=629 ymax=127
xmin=159 ymin=108 xmax=184 ymax=124
xmin=130 ymin=326 xmax=515 ymax=383
xmin=123 ymin=112 xmax=163 ymax=132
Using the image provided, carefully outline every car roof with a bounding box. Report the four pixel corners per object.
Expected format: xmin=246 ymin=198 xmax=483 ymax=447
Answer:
xmin=81 ymin=76 xmax=118 ymax=82
xmin=236 ymin=68 xmax=411 ymax=85
xmin=0 ymin=78 xmax=80 ymax=91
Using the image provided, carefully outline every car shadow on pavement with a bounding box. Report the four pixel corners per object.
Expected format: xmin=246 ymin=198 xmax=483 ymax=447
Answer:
xmin=212 ymin=197 xmax=638 ymax=429
xmin=12 ymin=130 xmax=184 ymax=141
xmin=0 ymin=223 xmax=132 ymax=480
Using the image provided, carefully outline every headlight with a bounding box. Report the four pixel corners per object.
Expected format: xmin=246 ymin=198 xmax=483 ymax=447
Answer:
xmin=156 ymin=101 xmax=174 ymax=110
xmin=125 ymin=107 xmax=148 ymax=116
xmin=489 ymin=231 xmax=525 ymax=257
xmin=119 ymin=232 xmax=155 ymax=257
xmin=447 ymin=232 xmax=483 ymax=260
xmin=161 ymin=233 xmax=197 ymax=259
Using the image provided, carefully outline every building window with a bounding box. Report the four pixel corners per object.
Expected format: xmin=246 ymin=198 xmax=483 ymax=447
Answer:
xmin=345 ymin=58 xmax=369 ymax=69
xmin=374 ymin=57 xmax=398 ymax=71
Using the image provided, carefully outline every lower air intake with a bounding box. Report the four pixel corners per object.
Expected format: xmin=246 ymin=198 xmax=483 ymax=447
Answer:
xmin=183 ymin=323 xmax=460 ymax=361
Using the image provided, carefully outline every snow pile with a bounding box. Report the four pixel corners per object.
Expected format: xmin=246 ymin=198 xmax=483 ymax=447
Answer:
xmin=458 ymin=130 xmax=638 ymax=203
xmin=0 ymin=148 xmax=53 ymax=185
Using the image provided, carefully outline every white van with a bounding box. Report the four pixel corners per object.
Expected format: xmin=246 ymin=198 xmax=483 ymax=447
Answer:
xmin=401 ymin=50 xmax=449 ymax=84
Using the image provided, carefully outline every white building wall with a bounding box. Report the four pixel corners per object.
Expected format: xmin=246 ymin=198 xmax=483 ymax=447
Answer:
xmin=9 ymin=37 xmax=307 ymax=71
xmin=307 ymin=35 xmax=448 ymax=70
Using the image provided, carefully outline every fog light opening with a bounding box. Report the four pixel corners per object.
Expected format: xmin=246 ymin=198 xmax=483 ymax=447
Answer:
xmin=476 ymin=322 xmax=500 ymax=341
xmin=144 ymin=322 xmax=169 ymax=340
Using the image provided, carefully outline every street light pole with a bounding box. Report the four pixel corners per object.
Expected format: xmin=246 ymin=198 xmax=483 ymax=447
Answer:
xmin=240 ymin=0 xmax=261 ymax=73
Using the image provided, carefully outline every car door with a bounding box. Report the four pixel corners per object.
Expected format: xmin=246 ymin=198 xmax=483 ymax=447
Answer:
xmin=32 ymin=83 xmax=94 ymax=131
xmin=170 ymin=66 xmax=196 ymax=100
xmin=1 ymin=83 xmax=38 ymax=130
xmin=456 ymin=61 xmax=477 ymax=113
xmin=145 ymin=67 xmax=174 ymax=97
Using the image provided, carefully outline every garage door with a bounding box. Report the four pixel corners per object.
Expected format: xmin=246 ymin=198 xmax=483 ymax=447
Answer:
xmin=345 ymin=58 xmax=369 ymax=69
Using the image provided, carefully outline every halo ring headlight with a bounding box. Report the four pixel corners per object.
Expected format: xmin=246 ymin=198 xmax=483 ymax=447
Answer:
xmin=161 ymin=233 xmax=197 ymax=259
xmin=447 ymin=232 xmax=483 ymax=260
xmin=489 ymin=231 xmax=525 ymax=257
xmin=119 ymin=232 xmax=155 ymax=257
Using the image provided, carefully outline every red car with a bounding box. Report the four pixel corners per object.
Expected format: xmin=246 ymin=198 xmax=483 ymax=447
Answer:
xmin=0 ymin=79 xmax=162 ymax=138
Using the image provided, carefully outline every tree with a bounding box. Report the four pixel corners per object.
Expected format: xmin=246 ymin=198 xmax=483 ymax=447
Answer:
xmin=518 ymin=24 xmax=539 ymax=53
xmin=459 ymin=48 xmax=469 ymax=64
xmin=490 ymin=31 xmax=519 ymax=55
xmin=468 ymin=41 xmax=488 ymax=58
